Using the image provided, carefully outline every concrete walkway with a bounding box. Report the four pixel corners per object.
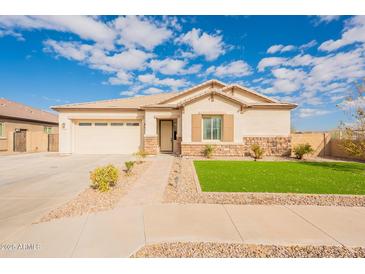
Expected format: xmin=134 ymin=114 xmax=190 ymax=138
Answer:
xmin=117 ymin=154 xmax=173 ymax=206
xmin=1 ymin=203 xmax=364 ymax=258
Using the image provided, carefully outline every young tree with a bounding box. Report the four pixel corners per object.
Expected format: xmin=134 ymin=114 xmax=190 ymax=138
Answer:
xmin=338 ymin=78 xmax=365 ymax=158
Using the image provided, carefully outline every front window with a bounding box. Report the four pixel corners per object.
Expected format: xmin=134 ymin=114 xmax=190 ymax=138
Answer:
xmin=0 ymin=122 xmax=5 ymax=138
xmin=44 ymin=126 xmax=52 ymax=134
xmin=203 ymin=116 xmax=222 ymax=140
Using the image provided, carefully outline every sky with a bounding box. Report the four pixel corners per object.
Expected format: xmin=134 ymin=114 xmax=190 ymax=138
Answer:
xmin=0 ymin=15 xmax=365 ymax=131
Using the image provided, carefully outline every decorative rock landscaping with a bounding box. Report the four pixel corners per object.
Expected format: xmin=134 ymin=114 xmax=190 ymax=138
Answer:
xmin=131 ymin=242 xmax=365 ymax=258
xmin=37 ymin=161 xmax=151 ymax=223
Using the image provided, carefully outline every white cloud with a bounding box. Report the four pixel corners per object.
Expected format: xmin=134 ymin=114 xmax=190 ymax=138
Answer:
xmin=177 ymin=28 xmax=225 ymax=61
xmin=0 ymin=16 xmax=116 ymax=49
xmin=44 ymin=39 xmax=153 ymax=73
xmin=107 ymin=71 xmax=132 ymax=85
xmin=299 ymin=40 xmax=317 ymax=51
xmin=0 ymin=29 xmax=24 ymax=41
xmin=298 ymin=108 xmax=332 ymax=118
xmin=313 ymin=16 xmax=340 ymax=26
xmin=272 ymin=67 xmax=306 ymax=80
xmin=272 ymin=79 xmax=300 ymax=93
xmin=143 ymin=87 xmax=165 ymax=94
xmin=43 ymin=39 xmax=92 ymax=61
xmin=267 ymin=44 xmax=296 ymax=54
xmin=257 ymin=57 xmax=287 ymax=71
xmin=149 ymin=58 xmax=201 ymax=75
xmin=138 ymin=73 xmax=188 ymax=89
xmin=113 ymin=16 xmax=172 ymax=51
xmin=207 ymin=60 xmax=252 ymax=77
xmin=105 ymin=49 xmax=153 ymax=71
xmin=319 ymin=16 xmax=365 ymax=52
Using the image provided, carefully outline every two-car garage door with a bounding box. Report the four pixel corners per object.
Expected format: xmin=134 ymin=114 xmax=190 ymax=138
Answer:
xmin=74 ymin=120 xmax=141 ymax=154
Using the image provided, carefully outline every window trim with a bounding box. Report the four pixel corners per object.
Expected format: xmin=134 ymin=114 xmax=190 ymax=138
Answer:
xmin=202 ymin=115 xmax=222 ymax=141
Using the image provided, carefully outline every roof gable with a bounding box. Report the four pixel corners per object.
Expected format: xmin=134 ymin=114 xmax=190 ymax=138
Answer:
xmin=158 ymin=79 xmax=227 ymax=104
xmin=177 ymin=89 xmax=248 ymax=108
xmin=222 ymin=85 xmax=278 ymax=103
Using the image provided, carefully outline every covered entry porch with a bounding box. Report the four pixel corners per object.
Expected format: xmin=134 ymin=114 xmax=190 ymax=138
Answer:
xmin=143 ymin=109 xmax=182 ymax=155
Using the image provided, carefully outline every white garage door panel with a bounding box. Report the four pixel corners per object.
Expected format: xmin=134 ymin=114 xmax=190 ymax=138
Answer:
xmin=74 ymin=121 xmax=141 ymax=154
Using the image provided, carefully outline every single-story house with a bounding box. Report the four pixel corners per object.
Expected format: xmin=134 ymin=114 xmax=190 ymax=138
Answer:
xmin=52 ymin=79 xmax=297 ymax=156
xmin=0 ymin=98 xmax=59 ymax=153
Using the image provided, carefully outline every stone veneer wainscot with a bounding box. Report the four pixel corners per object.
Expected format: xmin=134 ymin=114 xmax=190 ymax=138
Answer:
xmin=144 ymin=136 xmax=159 ymax=155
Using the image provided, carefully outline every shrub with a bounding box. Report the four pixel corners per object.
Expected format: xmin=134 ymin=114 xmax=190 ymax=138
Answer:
xmin=293 ymin=143 xmax=314 ymax=159
xmin=90 ymin=164 xmax=119 ymax=192
xmin=134 ymin=149 xmax=148 ymax=163
xmin=203 ymin=144 xmax=214 ymax=159
xmin=251 ymin=144 xmax=264 ymax=161
xmin=125 ymin=161 xmax=135 ymax=174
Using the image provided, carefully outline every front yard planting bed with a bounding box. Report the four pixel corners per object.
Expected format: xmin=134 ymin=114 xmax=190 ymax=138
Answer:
xmin=37 ymin=160 xmax=150 ymax=223
xmin=194 ymin=161 xmax=365 ymax=195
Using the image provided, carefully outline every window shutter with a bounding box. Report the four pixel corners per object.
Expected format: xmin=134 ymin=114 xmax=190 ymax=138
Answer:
xmin=191 ymin=114 xmax=202 ymax=142
xmin=222 ymin=114 xmax=234 ymax=142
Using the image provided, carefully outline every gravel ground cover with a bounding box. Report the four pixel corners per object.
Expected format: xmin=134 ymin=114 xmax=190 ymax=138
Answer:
xmin=131 ymin=242 xmax=365 ymax=258
xmin=37 ymin=161 xmax=151 ymax=223
xmin=163 ymin=157 xmax=365 ymax=206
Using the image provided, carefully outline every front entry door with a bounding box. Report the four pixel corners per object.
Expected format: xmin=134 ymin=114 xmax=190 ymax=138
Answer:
xmin=14 ymin=129 xmax=27 ymax=152
xmin=160 ymin=120 xmax=173 ymax=152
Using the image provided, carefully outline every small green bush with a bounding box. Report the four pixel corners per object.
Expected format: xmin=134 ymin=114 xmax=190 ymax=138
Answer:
xmin=251 ymin=144 xmax=264 ymax=161
xmin=293 ymin=143 xmax=314 ymax=159
xmin=125 ymin=161 xmax=135 ymax=174
xmin=134 ymin=149 xmax=148 ymax=163
xmin=203 ymin=144 xmax=214 ymax=159
xmin=90 ymin=164 xmax=119 ymax=192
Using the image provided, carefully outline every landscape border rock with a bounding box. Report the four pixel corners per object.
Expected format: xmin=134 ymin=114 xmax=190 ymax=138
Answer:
xmin=131 ymin=242 xmax=365 ymax=258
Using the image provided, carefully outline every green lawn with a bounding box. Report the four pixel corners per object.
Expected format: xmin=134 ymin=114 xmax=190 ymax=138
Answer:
xmin=194 ymin=160 xmax=365 ymax=195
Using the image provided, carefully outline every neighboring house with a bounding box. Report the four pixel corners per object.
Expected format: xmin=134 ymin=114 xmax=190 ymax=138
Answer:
xmin=0 ymin=98 xmax=58 ymax=153
xmin=52 ymin=79 xmax=297 ymax=156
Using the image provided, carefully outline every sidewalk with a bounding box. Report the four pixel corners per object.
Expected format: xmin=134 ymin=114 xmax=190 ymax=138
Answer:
xmin=1 ymin=203 xmax=364 ymax=257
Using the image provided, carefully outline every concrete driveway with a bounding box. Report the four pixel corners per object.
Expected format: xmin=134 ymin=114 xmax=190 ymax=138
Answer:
xmin=0 ymin=152 xmax=132 ymax=242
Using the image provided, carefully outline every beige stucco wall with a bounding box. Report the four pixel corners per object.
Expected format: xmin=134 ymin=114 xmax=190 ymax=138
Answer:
xmin=182 ymin=96 xmax=291 ymax=144
xmin=291 ymin=132 xmax=331 ymax=157
xmin=0 ymin=118 xmax=58 ymax=153
xmin=182 ymin=95 xmax=242 ymax=143
xmin=58 ymin=109 xmax=144 ymax=153
xmin=240 ymin=109 xmax=291 ymax=137
xmin=144 ymin=109 xmax=181 ymax=136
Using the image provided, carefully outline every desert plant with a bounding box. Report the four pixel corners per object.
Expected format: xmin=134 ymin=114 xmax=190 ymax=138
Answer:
xmin=90 ymin=164 xmax=119 ymax=192
xmin=203 ymin=144 xmax=214 ymax=158
xmin=293 ymin=143 xmax=314 ymax=159
xmin=134 ymin=149 xmax=148 ymax=163
xmin=125 ymin=161 xmax=135 ymax=175
xmin=251 ymin=144 xmax=264 ymax=161
xmin=337 ymin=78 xmax=365 ymax=159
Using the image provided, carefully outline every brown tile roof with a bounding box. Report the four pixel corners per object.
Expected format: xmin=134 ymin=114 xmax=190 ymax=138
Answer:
xmin=52 ymin=92 xmax=178 ymax=110
xmin=51 ymin=79 xmax=296 ymax=111
xmin=0 ymin=98 xmax=58 ymax=124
